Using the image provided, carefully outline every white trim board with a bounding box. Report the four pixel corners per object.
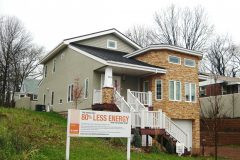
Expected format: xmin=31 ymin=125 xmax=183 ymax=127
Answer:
xmin=124 ymin=44 xmax=203 ymax=58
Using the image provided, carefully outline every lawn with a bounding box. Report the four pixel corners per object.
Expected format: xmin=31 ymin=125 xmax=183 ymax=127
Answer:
xmin=0 ymin=108 xmax=216 ymax=160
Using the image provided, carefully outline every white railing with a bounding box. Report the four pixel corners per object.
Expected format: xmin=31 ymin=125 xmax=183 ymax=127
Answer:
xmin=163 ymin=114 xmax=189 ymax=150
xmin=93 ymin=89 xmax=102 ymax=104
xmin=114 ymin=90 xmax=135 ymax=113
xmin=131 ymin=109 xmax=190 ymax=151
xmin=130 ymin=90 xmax=152 ymax=106
xmin=127 ymin=89 xmax=147 ymax=112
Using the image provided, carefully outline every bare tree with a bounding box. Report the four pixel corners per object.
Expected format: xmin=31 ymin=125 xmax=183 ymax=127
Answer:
xmin=153 ymin=5 xmax=213 ymax=51
xmin=204 ymin=35 xmax=239 ymax=76
xmin=125 ymin=25 xmax=153 ymax=47
xmin=0 ymin=16 xmax=44 ymax=106
xmin=200 ymin=75 xmax=227 ymax=160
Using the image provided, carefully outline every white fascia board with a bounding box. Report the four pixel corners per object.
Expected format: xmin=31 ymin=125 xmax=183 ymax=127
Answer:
xmin=64 ymin=29 xmax=141 ymax=49
xmin=227 ymin=82 xmax=240 ymax=85
xmin=106 ymin=61 xmax=166 ymax=74
xmin=39 ymin=42 xmax=66 ymax=64
xmin=198 ymin=75 xmax=208 ymax=81
xmin=125 ymin=45 xmax=203 ymax=58
xmin=68 ymin=45 xmax=107 ymax=65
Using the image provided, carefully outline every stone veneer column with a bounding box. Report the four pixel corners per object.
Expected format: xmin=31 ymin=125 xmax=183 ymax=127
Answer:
xmin=102 ymin=87 xmax=114 ymax=104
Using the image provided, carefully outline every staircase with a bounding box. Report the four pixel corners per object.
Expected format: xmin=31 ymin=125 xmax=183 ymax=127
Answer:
xmin=113 ymin=89 xmax=190 ymax=153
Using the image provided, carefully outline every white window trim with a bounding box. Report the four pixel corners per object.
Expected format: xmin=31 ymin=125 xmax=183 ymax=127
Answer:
xmin=155 ymin=79 xmax=163 ymax=100
xmin=33 ymin=94 xmax=38 ymax=100
xmin=184 ymin=58 xmax=196 ymax=67
xmin=107 ymin=39 xmax=117 ymax=49
xmin=67 ymin=84 xmax=73 ymax=103
xmin=84 ymin=78 xmax=89 ymax=99
xmin=185 ymin=82 xmax=196 ymax=102
xmin=169 ymin=80 xmax=181 ymax=101
xmin=168 ymin=55 xmax=181 ymax=65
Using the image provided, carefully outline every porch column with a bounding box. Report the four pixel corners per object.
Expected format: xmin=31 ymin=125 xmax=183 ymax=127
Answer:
xmin=102 ymin=67 xmax=114 ymax=104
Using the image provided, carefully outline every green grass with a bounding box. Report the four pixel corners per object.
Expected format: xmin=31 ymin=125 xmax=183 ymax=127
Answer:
xmin=0 ymin=108 xmax=215 ymax=160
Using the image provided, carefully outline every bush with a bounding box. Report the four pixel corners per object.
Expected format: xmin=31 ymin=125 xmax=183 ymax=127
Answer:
xmin=132 ymin=129 xmax=142 ymax=148
xmin=150 ymin=144 xmax=161 ymax=153
xmin=109 ymin=138 xmax=127 ymax=147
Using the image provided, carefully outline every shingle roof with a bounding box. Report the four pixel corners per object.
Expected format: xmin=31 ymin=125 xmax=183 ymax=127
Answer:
xmin=70 ymin=43 xmax=165 ymax=69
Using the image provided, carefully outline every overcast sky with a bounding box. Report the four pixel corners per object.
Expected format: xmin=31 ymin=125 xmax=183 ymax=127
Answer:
xmin=1 ymin=0 xmax=240 ymax=52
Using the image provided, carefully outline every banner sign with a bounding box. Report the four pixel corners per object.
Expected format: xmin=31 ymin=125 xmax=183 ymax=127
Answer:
xmin=68 ymin=109 xmax=131 ymax=138
xmin=66 ymin=109 xmax=131 ymax=160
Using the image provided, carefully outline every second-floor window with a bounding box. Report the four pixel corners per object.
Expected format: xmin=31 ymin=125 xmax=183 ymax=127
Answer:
xmin=53 ymin=59 xmax=56 ymax=72
xmin=184 ymin=58 xmax=195 ymax=67
xmin=107 ymin=40 xmax=117 ymax=49
xmin=185 ymin=83 xmax=196 ymax=102
xmin=169 ymin=80 xmax=181 ymax=101
xmin=169 ymin=55 xmax=180 ymax=64
xmin=51 ymin=91 xmax=54 ymax=105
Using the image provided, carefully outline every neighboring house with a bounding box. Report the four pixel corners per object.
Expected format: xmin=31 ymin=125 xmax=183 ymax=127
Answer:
xmin=38 ymin=28 xmax=207 ymax=154
xmin=199 ymin=74 xmax=240 ymax=97
xmin=15 ymin=79 xmax=40 ymax=101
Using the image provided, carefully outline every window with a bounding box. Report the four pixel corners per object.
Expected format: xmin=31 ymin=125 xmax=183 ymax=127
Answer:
xmin=199 ymin=86 xmax=206 ymax=97
xmin=43 ymin=94 xmax=46 ymax=105
xmin=84 ymin=78 xmax=89 ymax=99
xmin=184 ymin=58 xmax=195 ymax=67
xmin=169 ymin=55 xmax=180 ymax=64
xmin=155 ymin=79 xmax=162 ymax=100
xmin=67 ymin=84 xmax=73 ymax=102
xmin=143 ymin=81 xmax=149 ymax=92
xmin=59 ymin=99 xmax=63 ymax=104
xmin=185 ymin=83 xmax=196 ymax=102
xmin=169 ymin=80 xmax=181 ymax=101
xmin=44 ymin=65 xmax=47 ymax=78
xmin=53 ymin=59 xmax=56 ymax=72
xmin=61 ymin=53 xmax=64 ymax=60
xmin=51 ymin=91 xmax=54 ymax=105
xmin=107 ymin=40 xmax=117 ymax=49
xmin=33 ymin=94 xmax=38 ymax=100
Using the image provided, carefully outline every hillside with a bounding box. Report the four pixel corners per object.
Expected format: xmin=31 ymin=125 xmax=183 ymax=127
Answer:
xmin=0 ymin=108 xmax=213 ymax=160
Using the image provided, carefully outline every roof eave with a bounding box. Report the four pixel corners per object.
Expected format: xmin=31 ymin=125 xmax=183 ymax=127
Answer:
xmin=124 ymin=45 xmax=203 ymax=59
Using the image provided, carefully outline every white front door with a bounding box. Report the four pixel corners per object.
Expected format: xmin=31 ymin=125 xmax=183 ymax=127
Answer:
xmin=101 ymin=74 xmax=121 ymax=92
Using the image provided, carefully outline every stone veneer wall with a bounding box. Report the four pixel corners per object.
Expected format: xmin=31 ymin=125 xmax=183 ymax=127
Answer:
xmin=135 ymin=49 xmax=201 ymax=154
xmin=102 ymin=87 xmax=114 ymax=104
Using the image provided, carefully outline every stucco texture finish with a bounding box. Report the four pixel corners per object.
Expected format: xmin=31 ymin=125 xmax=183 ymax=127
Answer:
xmin=136 ymin=50 xmax=201 ymax=153
xmin=38 ymin=47 xmax=104 ymax=112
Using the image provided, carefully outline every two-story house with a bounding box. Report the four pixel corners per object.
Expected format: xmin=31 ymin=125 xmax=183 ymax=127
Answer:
xmin=38 ymin=29 xmax=207 ymax=154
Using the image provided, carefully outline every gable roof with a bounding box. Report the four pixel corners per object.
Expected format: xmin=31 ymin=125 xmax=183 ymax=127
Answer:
xmin=124 ymin=44 xmax=203 ymax=58
xmin=40 ymin=29 xmax=141 ymax=64
xmin=71 ymin=43 xmax=164 ymax=69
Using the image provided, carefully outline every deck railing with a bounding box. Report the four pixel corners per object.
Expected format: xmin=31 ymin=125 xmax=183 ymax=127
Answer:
xmin=93 ymin=89 xmax=102 ymax=104
xmin=127 ymin=89 xmax=147 ymax=112
xmin=114 ymin=90 xmax=135 ymax=113
xmin=130 ymin=90 xmax=152 ymax=106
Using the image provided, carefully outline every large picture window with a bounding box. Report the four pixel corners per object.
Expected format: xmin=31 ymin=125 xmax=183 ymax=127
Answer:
xmin=169 ymin=80 xmax=181 ymax=101
xmin=185 ymin=83 xmax=196 ymax=102
xmin=155 ymin=79 xmax=162 ymax=100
